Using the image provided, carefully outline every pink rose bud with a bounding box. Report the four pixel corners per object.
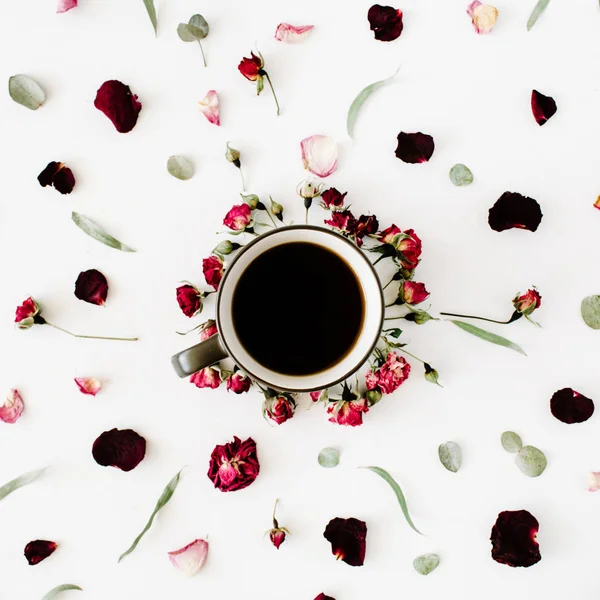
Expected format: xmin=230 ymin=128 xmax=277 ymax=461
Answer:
xmin=226 ymin=371 xmax=252 ymax=394
xmin=190 ymin=367 xmax=222 ymax=389
xmin=264 ymin=395 xmax=295 ymax=425
xmin=401 ymin=281 xmax=430 ymax=305
xmin=202 ymin=255 xmax=224 ymax=290
xmin=168 ymin=539 xmax=209 ymax=576
xmin=74 ymin=377 xmax=102 ymax=396
xmin=267 ymin=499 xmax=290 ymax=549
xmin=274 ymin=23 xmax=314 ymax=43
xmin=223 ymin=203 xmax=252 ymax=231
xmin=15 ymin=297 xmax=41 ymax=330
xmin=0 ymin=389 xmax=25 ymax=424
xmin=176 ymin=284 xmax=203 ymax=318
xmin=200 ymin=320 xmax=218 ymax=341
xmin=300 ymin=135 xmax=338 ymax=178
xmin=513 ymin=288 xmax=541 ymax=316
xmin=74 ymin=269 xmax=108 ymax=306
xmin=467 ymin=1 xmax=498 ymax=34
xmin=198 ymin=90 xmax=220 ymax=126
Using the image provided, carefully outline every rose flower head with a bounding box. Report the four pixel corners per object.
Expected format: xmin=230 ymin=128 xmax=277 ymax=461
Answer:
xmin=365 ymin=351 xmax=411 ymax=395
xmin=223 ymin=203 xmax=253 ymax=232
xmin=202 ymin=255 xmax=224 ymax=290
xmin=320 ymin=187 xmax=347 ymax=210
xmin=15 ymin=297 xmax=41 ymax=330
xmin=226 ymin=370 xmax=252 ymax=394
xmin=176 ymin=284 xmax=203 ymax=318
xmin=513 ymin=288 xmax=541 ymax=317
xmin=323 ymin=517 xmax=367 ymax=566
xmin=207 ymin=436 xmax=260 ymax=492
xmin=238 ymin=51 xmax=280 ymax=115
xmin=400 ymin=281 xmax=430 ymax=305
xmin=190 ymin=366 xmax=222 ymax=389
xmin=263 ymin=393 xmax=296 ymax=425
xmin=327 ymin=397 xmax=369 ymax=427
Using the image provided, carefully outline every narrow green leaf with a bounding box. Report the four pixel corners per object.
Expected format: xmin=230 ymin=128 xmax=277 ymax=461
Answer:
xmin=9 ymin=74 xmax=46 ymax=110
xmin=72 ymin=212 xmax=136 ymax=252
xmin=118 ymin=469 xmax=182 ymax=562
xmin=142 ymin=0 xmax=157 ymax=35
xmin=438 ymin=442 xmax=461 ymax=473
xmin=41 ymin=584 xmax=82 ymax=600
xmin=413 ymin=553 xmax=440 ymax=575
xmin=501 ymin=431 xmax=523 ymax=453
xmin=360 ymin=466 xmax=422 ymax=534
xmin=0 ymin=467 xmax=47 ymax=502
xmin=527 ymin=0 xmax=551 ymax=31
xmin=581 ymin=295 xmax=600 ymax=329
xmin=515 ymin=446 xmax=547 ymax=477
xmin=167 ymin=155 xmax=194 ymax=180
xmin=347 ymin=67 xmax=399 ymax=139
xmin=318 ymin=447 xmax=340 ymax=468
xmin=448 ymin=320 xmax=526 ymax=356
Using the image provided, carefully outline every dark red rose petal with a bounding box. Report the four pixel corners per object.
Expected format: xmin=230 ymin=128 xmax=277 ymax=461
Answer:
xmin=38 ymin=162 xmax=75 ymax=194
xmin=488 ymin=192 xmax=543 ymax=232
xmin=92 ymin=428 xmax=146 ymax=472
xmin=94 ymin=80 xmax=142 ymax=133
xmin=491 ymin=510 xmax=541 ymax=568
xmin=24 ymin=540 xmax=58 ymax=565
xmin=323 ymin=517 xmax=367 ymax=566
xmin=395 ymin=132 xmax=435 ymax=164
xmin=38 ymin=162 xmax=61 ymax=187
xmin=550 ymin=388 xmax=594 ymax=424
xmin=74 ymin=269 xmax=108 ymax=306
xmin=367 ymin=4 xmax=404 ymax=41
xmin=531 ymin=90 xmax=557 ymax=126
xmin=314 ymin=595 xmax=336 ymax=600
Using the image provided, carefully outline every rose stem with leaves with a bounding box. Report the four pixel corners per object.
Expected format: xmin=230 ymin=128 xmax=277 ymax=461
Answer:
xmin=35 ymin=316 xmax=137 ymax=341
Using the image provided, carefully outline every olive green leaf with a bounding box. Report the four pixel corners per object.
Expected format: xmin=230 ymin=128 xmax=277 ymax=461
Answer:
xmin=527 ymin=0 xmax=551 ymax=31
xmin=501 ymin=431 xmax=523 ymax=453
xmin=41 ymin=585 xmax=82 ymax=600
xmin=167 ymin=156 xmax=194 ymax=180
xmin=9 ymin=74 xmax=46 ymax=110
xmin=360 ymin=466 xmax=422 ymax=534
xmin=515 ymin=446 xmax=547 ymax=477
xmin=438 ymin=442 xmax=461 ymax=473
xmin=0 ymin=467 xmax=47 ymax=502
xmin=449 ymin=164 xmax=473 ymax=186
xmin=581 ymin=295 xmax=600 ymax=329
xmin=177 ymin=15 xmax=209 ymax=65
xmin=413 ymin=553 xmax=440 ymax=575
xmin=318 ymin=447 xmax=340 ymax=468
xmin=448 ymin=320 xmax=526 ymax=355
xmin=72 ymin=212 xmax=136 ymax=252
xmin=142 ymin=0 xmax=157 ymax=35
xmin=118 ymin=469 xmax=182 ymax=562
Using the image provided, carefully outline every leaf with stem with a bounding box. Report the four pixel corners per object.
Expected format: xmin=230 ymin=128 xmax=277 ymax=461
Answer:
xmin=447 ymin=320 xmax=526 ymax=355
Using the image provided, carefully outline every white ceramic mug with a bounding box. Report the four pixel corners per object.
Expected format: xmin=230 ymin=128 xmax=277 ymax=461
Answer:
xmin=171 ymin=225 xmax=384 ymax=392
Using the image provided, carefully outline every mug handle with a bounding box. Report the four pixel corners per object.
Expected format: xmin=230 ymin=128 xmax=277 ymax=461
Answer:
xmin=171 ymin=335 xmax=229 ymax=378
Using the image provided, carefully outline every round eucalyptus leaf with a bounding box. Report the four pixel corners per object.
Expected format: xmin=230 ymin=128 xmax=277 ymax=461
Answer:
xmin=167 ymin=156 xmax=194 ymax=180
xmin=581 ymin=295 xmax=600 ymax=330
xmin=413 ymin=553 xmax=440 ymax=575
xmin=318 ymin=447 xmax=340 ymax=468
xmin=515 ymin=445 xmax=547 ymax=477
xmin=449 ymin=164 xmax=473 ymax=187
xmin=501 ymin=431 xmax=523 ymax=453
xmin=177 ymin=23 xmax=197 ymax=42
xmin=438 ymin=441 xmax=462 ymax=473
xmin=188 ymin=14 xmax=209 ymax=39
xmin=9 ymin=74 xmax=46 ymax=110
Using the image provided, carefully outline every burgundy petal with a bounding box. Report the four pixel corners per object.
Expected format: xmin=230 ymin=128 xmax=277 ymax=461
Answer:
xmin=37 ymin=162 xmax=75 ymax=194
xmin=74 ymin=269 xmax=108 ymax=306
xmin=94 ymin=80 xmax=142 ymax=133
xmin=38 ymin=162 xmax=61 ymax=187
xmin=24 ymin=540 xmax=58 ymax=565
xmin=488 ymin=192 xmax=543 ymax=232
xmin=323 ymin=517 xmax=367 ymax=566
xmin=490 ymin=510 xmax=541 ymax=568
xmin=315 ymin=595 xmax=336 ymax=600
xmin=92 ymin=428 xmax=146 ymax=472
xmin=367 ymin=5 xmax=404 ymax=41
xmin=550 ymin=388 xmax=594 ymax=424
xmin=531 ymin=90 xmax=557 ymax=126
xmin=395 ymin=132 xmax=435 ymax=164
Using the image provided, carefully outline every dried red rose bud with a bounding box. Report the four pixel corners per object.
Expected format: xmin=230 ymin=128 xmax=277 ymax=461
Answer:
xmin=207 ymin=436 xmax=260 ymax=492
xmin=400 ymin=281 xmax=430 ymax=305
xmin=74 ymin=269 xmax=108 ymax=306
xmin=92 ymin=428 xmax=146 ymax=472
xmin=264 ymin=395 xmax=295 ymax=425
xmin=490 ymin=510 xmax=541 ymax=568
xmin=176 ymin=284 xmax=203 ymax=318
xmin=513 ymin=288 xmax=541 ymax=316
xmin=397 ymin=229 xmax=422 ymax=270
xmin=367 ymin=4 xmax=404 ymax=41
xmin=238 ymin=52 xmax=264 ymax=82
xmin=15 ymin=297 xmax=42 ymax=330
xmin=94 ymin=80 xmax=142 ymax=133
xmin=321 ymin=187 xmax=347 ymax=210
xmin=323 ymin=517 xmax=367 ymax=566
xmin=365 ymin=352 xmax=411 ymax=395
xmin=38 ymin=161 xmax=75 ymax=194
xmin=327 ymin=398 xmax=369 ymax=427
xmin=314 ymin=595 xmax=336 ymax=600
xmin=395 ymin=132 xmax=435 ymax=164
xmin=202 ymin=255 xmax=224 ymax=291
xmin=325 ymin=209 xmax=357 ymax=236
xmin=267 ymin=499 xmax=290 ymax=550
xmin=488 ymin=192 xmax=543 ymax=232
xmin=200 ymin=319 xmax=218 ymax=341
xmin=531 ymin=90 xmax=557 ymax=126
xmin=24 ymin=540 xmax=58 ymax=565
xmin=223 ymin=203 xmax=253 ymax=232
xmin=550 ymin=388 xmax=594 ymax=424
xmin=226 ymin=371 xmax=252 ymax=394
xmin=377 ymin=224 xmax=402 ymax=245
xmin=190 ymin=367 xmax=222 ymax=389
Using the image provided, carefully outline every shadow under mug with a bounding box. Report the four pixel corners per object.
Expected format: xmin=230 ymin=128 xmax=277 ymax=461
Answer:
xmin=171 ymin=225 xmax=385 ymax=393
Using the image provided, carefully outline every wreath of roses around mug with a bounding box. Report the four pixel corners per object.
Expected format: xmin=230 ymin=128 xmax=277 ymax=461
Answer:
xmin=175 ymin=179 xmax=541 ymax=428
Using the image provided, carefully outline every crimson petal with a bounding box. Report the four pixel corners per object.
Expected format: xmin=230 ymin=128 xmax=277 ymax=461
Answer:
xmin=24 ymin=540 xmax=58 ymax=565
xmin=323 ymin=517 xmax=367 ymax=566
xmin=74 ymin=269 xmax=108 ymax=306
xmin=38 ymin=162 xmax=75 ymax=194
xmin=488 ymin=192 xmax=543 ymax=232
xmin=367 ymin=5 xmax=404 ymax=41
xmin=94 ymin=80 xmax=142 ymax=133
xmin=491 ymin=510 xmax=541 ymax=568
xmin=315 ymin=595 xmax=336 ymax=600
xmin=92 ymin=428 xmax=146 ymax=472
xmin=531 ymin=90 xmax=557 ymax=126
xmin=550 ymin=388 xmax=594 ymax=424
xmin=395 ymin=132 xmax=435 ymax=164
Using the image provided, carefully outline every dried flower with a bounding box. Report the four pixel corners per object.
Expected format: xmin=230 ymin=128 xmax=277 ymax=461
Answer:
xmin=401 ymin=281 xmax=430 ymax=305
xmin=94 ymin=80 xmax=142 ymax=133
xmin=270 ymin=196 xmax=284 ymax=221
xmin=0 ymin=389 xmax=24 ymax=424
xmin=264 ymin=394 xmax=295 ymax=425
xmin=198 ymin=90 xmax=220 ymax=126
xmin=176 ymin=284 xmax=203 ymax=318
xmin=327 ymin=398 xmax=369 ymax=427
xmin=274 ymin=23 xmax=314 ymax=43
xmin=226 ymin=371 xmax=252 ymax=394
xmin=365 ymin=352 xmax=411 ymax=394
xmin=490 ymin=510 xmax=541 ymax=568
xmin=297 ymin=179 xmax=324 ymax=201
xmin=223 ymin=203 xmax=253 ymax=232
xmin=321 ymin=188 xmax=347 ymax=210
xmin=488 ymin=192 xmax=543 ymax=232
xmin=354 ymin=214 xmax=379 ymax=246
xmin=323 ymin=517 xmax=367 ymax=566
xmin=310 ymin=389 xmax=328 ymax=403
xmin=92 ymin=428 xmax=146 ymax=472
xmin=190 ymin=367 xmax=221 ymax=389
xmin=200 ymin=320 xmax=218 ymax=341
xmin=168 ymin=539 xmax=209 ymax=576
xmin=301 ymin=135 xmax=338 ymax=178
xmin=202 ymin=255 xmax=224 ymax=290
xmin=395 ymin=132 xmax=435 ymax=164
xmin=74 ymin=377 xmax=102 ymax=396
xmin=74 ymin=269 xmax=108 ymax=306
xmin=238 ymin=51 xmax=280 ymax=115
xmin=314 ymin=595 xmax=336 ymax=600
xmin=531 ymin=90 xmax=557 ymax=126
xmin=467 ymin=1 xmax=498 ymax=34
xmin=325 ymin=209 xmax=357 ymax=236
xmin=38 ymin=161 xmax=75 ymax=194
xmin=24 ymin=540 xmax=57 ymax=565
xmin=207 ymin=436 xmax=260 ymax=492
xmin=367 ymin=5 xmax=404 ymax=41
xmin=550 ymin=388 xmax=595 ymax=424
xmin=267 ymin=499 xmax=290 ymax=549
xmin=57 ymin=0 xmax=77 ymax=13
xmin=513 ymin=288 xmax=541 ymax=317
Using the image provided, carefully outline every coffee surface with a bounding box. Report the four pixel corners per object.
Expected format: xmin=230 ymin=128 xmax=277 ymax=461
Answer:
xmin=232 ymin=241 xmax=365 ymax=376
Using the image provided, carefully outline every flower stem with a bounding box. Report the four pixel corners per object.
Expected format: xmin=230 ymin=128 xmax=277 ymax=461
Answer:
xmin=239 ymin=167 xmax=246 ymax=191
xmin=395 ymin=346 xmax=426 ymax=365
xmin=265 ymin=208 xmax=278 ymax=228
xmin=383 ymin=277 xmax=396 ymax=290
xmin=272 ymin=498 xmax=279 ymax=521
xmin=264 ymin=72 xmax=280 ymax=116
xmin=45 ymin=322 xmax=138 ymax=341
xmin=439 ymin=312 xmax=514 ymax=325
xmin=306 ymin=207 xmax=309 ymax=224
xmin=198 ymin=40 xmax=207 ymax=67
xmin=384 ymin=316 xmax=404 ymax=321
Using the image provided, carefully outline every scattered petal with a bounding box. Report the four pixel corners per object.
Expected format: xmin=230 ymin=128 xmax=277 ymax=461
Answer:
xmin=515 ymin=446 xmax=547 ymax=477
xmin=594 ymin=196 xmax=600 ymax=210
xmin=72 ymin=212 xmax=136 ymax=252
xmin=491 ymin=510 xmax=541 ymax=567
xmin=57 ymin=0 xmax=77 ymax=13
xmin=168 ymin=539 xmax=209 ymax=576
xmin=438 ymin=442 xmax=462 ymax=473
xmin=467 ymin=1 xmax=498 ymax=34
xmin=367 ymin=5 xmax=404 ymax=41
xmin=488 ymin=192 xmax=543 ymax=232
xmin=449 ymin=164 xmax=473 ymax=186
xmin=318 ymin=447 xmax=340 ymax=468
xmin=581 ymin=295 xmax=600 ymax=329
xmin=41 ymin=585 xmax=82 ymax=600
xmin=323 ymin=517 xmax=367 ymax=566
xmin=413 ymin=553 xmax=440 ymax=575
xmin=301 ymin=135 xmax=338 ymax=178
xmin=92 ymin=428 xmax=146 ymax=472
xmin=74 ymin=269 xmax=108 ymax=306
xmin=0 ymin=467 xmax=47 ymax=502
xmin=8 ymin=74 xmax=46 ymax=110
xmin=531 ymin=90 xmax=557 ymax=126
xmin=24 ymin=540 xmax=57 ymax=565
xmin=38 ymin=162 xmax=75 ymax=194
xmin=315 ymin=595 xmax=336 ymax=600
xmin=167 ymin=156 xmax=194 ymax=180
xmin=501 ymin=431 xmax=523 ymax=453
xmin=395 ymin=132 xmax=435 ymax=164
xmin=588 ymin=472 xmax=600 ymax=492
xmin=74 ymin=377 xmax=102 ymax=396
xmin=198 ymin=90 xmax=220 ymax=126
xmin=0 ymin=389 xmax=24 ymax=424
xmin=94 ymin=80 xmax=142 ymax=133
xmin=550 ymin=388 xmax=594 ymax=424
xmin=207 ymin=436 xmax=259 ymax=492
xmin=274 ymin=23 xmax=314 ymax=43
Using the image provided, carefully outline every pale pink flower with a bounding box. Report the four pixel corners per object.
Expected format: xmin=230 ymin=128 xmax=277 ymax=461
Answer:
xmin=168 ymin=539 xmax=209 ymax=576
xmin=198 ymin=90 xmax=220 ymax=126
xmin=57 ymin=0 xmax=77 ymax=13
xmin=0 ymin=390 xmax=24 ymax=424
xmin=467 ymin=1 xmax=498 ymax=34
xmin=74 ymin=377 xmax=102 ymax=396
xmin=588 ymin=472 xmax=600 ymax=492
xmin=301 ymin=135 xmax=338 ymax=178
xmin=274 ymin=23 xmax=314 ymax=43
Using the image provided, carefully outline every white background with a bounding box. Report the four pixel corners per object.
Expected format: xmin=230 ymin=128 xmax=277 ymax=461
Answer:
xmin=1 ymin=0 xmax=600 ymax=598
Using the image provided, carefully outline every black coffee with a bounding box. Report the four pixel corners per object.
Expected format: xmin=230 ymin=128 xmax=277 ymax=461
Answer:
xmin=232 ymin=241 xmax=365 ymax=376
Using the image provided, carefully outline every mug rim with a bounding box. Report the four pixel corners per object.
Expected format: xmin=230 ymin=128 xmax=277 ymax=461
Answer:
xmin=215 ymin=224 xmax=385 ymax=393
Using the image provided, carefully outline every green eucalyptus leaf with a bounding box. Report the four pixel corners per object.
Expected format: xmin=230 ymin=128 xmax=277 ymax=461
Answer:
xmin=142 ymin=0 xmax=157 ymax=35
xmin=347 ymin=67 xmax=399 ymax=139
xmin=501 ymin=431 xmax=523 ymax=453
xmin=449 ymin=164 xmax=473 ymax=186
xmin=527 ymin=0 xmax=551 ymax=30
xmin=448 ymin=320 xmax=526 ymax=356
xmin=581 ymin=295 xmax=600 ymax=329
xmin=72 ymin=212 xmax=136 ymax=252
xmin=118 ymin=469 xmax=182 ymax=562
xmin=188 ymin=14 xmax=209 ymax=39
xmin=0 ymin=467 xmax=47 ymax=502
xmin=9 ymin=74 xmax=46 ymax=110
xmin=41 ymin=584 xmax=82 ymax=600
xmin=360 ymin=466 xmax=422 ymax=534
xmin=515 ymin=445 xmax=547 ymax=477
xmin=438 ymin=442 xmax=461 ymax=473
xmin=318 ymin=447 xmax=340 ymax=468
xmin=413 ymin=553 xmax=440 ymax=575
xmin=177 ymin=23 xmax=197 ymax=42
xmin=167 ymin=155 xmax=194 ymax=180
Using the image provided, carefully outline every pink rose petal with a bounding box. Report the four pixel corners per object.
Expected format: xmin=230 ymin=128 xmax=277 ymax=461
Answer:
xmin=168 ymin=539 xmax=209 ymax=576
xmin=467 ymin=1 xmax=498 ymax=34
xmin=75 ymin=377 xmax=102 ymax=396
xmin=274 ymin=23 xmax=314 ymax=43
xmin=57 ymin=0 xmax=77 ymax=13
xmin=0 ymin=389 xmax=24 ymax=424
xmin=301 ymin=135 xmax=338 ymax=178
xmin=198 ymin=90 xmax=220 ymax=126
xmin=588 ymin=472 xmax=600 ymax=492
